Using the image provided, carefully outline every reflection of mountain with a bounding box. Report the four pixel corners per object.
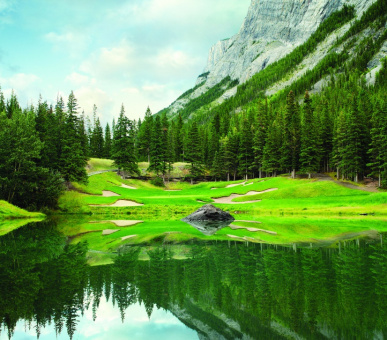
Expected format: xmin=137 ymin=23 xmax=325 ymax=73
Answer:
xmin=0 ymin=222 xmax=386 ymax=340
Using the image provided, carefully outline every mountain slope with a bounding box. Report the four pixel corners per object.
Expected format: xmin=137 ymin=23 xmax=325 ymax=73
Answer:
xmin=160 ymin=0 xmax=384 ymax=120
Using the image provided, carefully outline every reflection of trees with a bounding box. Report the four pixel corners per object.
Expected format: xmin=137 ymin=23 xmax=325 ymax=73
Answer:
xmin=1 ymin=227 xmax=386 ymax=340
xmin=0 ymin=221 xmax=88 ymax=340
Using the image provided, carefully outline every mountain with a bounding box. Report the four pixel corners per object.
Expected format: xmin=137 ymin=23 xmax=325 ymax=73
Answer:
xmin=159 ymin=0 xmax=384 ymax=120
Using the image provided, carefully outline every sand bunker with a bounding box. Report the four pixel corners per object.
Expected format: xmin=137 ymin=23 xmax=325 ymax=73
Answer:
xmin=90 ymin=200 xmax=144 ymax=207
xmin=110 ymin=220 xmax=143 ymax=227
xmin=227 ymin=234 xmax=244 ymax=240
xmin=102 ymin=190 xmax=120 ymax=197
xmin=121 ymin=184 xmax=137 ymax=189
xmin=230 ymin=225 xmax=277 ymax=235
xmin=212 ymin=188 xmax=278 ymax=204
xmin=226 ymin=182 xmax=246 ymax=188
xmin=121 ymin=235 xmax=137 ymax=241
xmin=102 ymin=229 xmax=120 ymax=236
xmin=165 ymin=190 xmax=182 ymax=192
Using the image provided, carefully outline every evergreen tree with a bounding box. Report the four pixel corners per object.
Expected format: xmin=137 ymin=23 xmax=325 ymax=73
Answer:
xmin=185 ymin=122 xmax=204 ymax=183
xmin=112 ymin=104 xmax=140 ymax=176
xmin=252 ymin=99 xmax=268 ymax=178
xmin=281 ymin=91 xmax=301 ymax=178
xmin=89 ymin=105 xmax=104 ymax=158
xmin=299 ymin=91 xmax=320 ymax=178
xmin=238 ymin=119 xmax=253 ymax=180
xmin=137 ymin=107 xmax=153 ymax=162
xmin=368 ymin=100 xmax=387 ymax=188
xmin=148 ymin=115 xmax=164 ymax=176
xmin=60 ymin=91 xmax=88 ymax=185
xmin=262 ymin=119 xmax=282 ymax=176
xmin=104 ymin=123 xmax=112 ymax=158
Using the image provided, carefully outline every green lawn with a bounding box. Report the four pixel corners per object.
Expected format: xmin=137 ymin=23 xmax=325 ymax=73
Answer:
xmin=52 ymin=171 xmax=387 ymax=263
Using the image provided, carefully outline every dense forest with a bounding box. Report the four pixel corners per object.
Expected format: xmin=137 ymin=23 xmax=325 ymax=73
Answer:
xmin=0 ymin=222 xmax=386 ymax=339
xmin=0 ymin=1 xmax=386 ymax=211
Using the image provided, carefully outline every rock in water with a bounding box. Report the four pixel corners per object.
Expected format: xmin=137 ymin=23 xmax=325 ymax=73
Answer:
xmin=182 ymin=204 xmax=235 ymax=222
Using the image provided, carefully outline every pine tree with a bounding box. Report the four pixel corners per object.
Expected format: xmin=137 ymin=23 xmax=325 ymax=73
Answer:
xmin=185 ymin=122 xmax=204 ymax=183
xmin=252 ymin=99 xmax=268 ymax=178
xmin=368 ymin=100 xmax=387 ymax=188
xmin=299 ymin=91 xmax=320 ymax=178
xmin=238 ymin=119 xmax=253 ymax=180
xmin=281 ymin=91 xmax=301 ymax=178
xmin=60 ymin=91 xmax=88 ymax=185
xmin=112 ymin=104 xmax=140 ymax=177
xmin=89 ymin=105 xmax=104 ymax=158
xmin=148 ymin=115 xmax=164 ymax=175
xmin=137 ymin=107 xmax=153 ymax=162
xmin=262 ymin=119 xmax=282 ymax=176
xmin=104 ymin=123 xmax=112 ymax=158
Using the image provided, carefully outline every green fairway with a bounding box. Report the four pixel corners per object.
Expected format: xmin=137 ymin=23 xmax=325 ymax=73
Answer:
xmin=0 ymin=200 xmax=45 ymax=220
xmin=64 ymin=172 xmax=387 ymax=217
xmin=51 ymin=171 xmax=387 ymax=264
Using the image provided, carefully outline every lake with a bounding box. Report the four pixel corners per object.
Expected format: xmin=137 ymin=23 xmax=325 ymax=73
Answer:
xmin=0 ymin=220 xmax=386 ymax=339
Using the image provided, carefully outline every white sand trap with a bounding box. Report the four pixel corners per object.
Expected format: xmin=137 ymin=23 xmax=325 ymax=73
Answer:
xmin=90 ymin=200 xmax=144 ymax=207
xmin=121 ymin=184 xmax=137 ymax=189
xmin=235 ymin=220 xmax=262 ymax=223
xmin=212 ymin=188 xmax=278 ymax=204
xmin=244 ymin=182 xmax=254 ymax=186
xmin=121 ymin=235 xmax=137 ymax=241
xmin=211 ymin=188 xmax=217 ymax=190
xmin=110 ymin=220 xmax=143 ymax=227
xmin=102 ymin=190 xmax=120 ymax=197
xmin=230 ymin=224 xmax=277 ymax=235
xmin=227 ymin=234 xmax=244 ymax=240
xmin=165 ymin=231 xmax=182 ymax=234
xmin=102 ymin=229 xmax=120 ymax=236
xmin=226 ymin=182 xmax=246 ymax=188
xmin=165 ymin=190 xmax=182 ymax=192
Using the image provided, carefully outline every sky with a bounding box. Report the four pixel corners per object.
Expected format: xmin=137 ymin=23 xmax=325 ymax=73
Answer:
xmin=4 ymin=298 xmax=199 ymax=340
xmin=0 ymin=0 xmax=251 ymax=124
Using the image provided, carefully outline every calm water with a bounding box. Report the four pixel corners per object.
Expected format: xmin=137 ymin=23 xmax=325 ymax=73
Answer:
xmin=0 ymin=221 xmax=386 ymax=340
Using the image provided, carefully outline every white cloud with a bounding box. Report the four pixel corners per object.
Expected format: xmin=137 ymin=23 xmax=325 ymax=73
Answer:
xmin=8 ymin=73 xmax=40 ymax=90
xmin=74 ymin=86 xmax=112 ymax=117
xmin=44 ymin=31 xmax=90 ymax=57
xmin=80 ymin=41 xmax=135 ymax=79
xmin=65 ymin=72 xmax=92 ymax=86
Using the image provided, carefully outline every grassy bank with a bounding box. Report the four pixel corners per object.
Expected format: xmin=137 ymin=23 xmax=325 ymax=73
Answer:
xmin=0 ymin=200 xmax=45 ymax=220
xmin=52 ymin=170 xmax=387 ymax=265
xmin=0 ymin=200 xmax=45 ymax=236
xmin=62 ymin=172 xmax=387 ymax=217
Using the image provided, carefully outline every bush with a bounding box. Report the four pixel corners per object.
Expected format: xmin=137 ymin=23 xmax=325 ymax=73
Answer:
xmin=150 ymin=176 xmax=165 ymax=187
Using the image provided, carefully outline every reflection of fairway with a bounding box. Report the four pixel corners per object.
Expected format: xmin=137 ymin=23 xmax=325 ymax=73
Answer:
xmin=0 ymin=218 xmax=45 ymax=236
xmin=55 ymin=171 xmax=387 ymax=265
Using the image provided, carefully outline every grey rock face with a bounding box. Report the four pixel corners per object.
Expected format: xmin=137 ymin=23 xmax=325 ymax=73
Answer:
xmin=183 ymin=204 xmax=234 ymax=222
xmin=166 ymin=0 xmax=377 ymax=117
xmin=201 ymin=0 xmax=376 ymax=87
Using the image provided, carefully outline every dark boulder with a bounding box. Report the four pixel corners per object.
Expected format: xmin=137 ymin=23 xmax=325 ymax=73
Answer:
xmin=182 ymin=204 xmax=235 ymax=222
xmin=182 ymin=204 xmax=234 ymax=235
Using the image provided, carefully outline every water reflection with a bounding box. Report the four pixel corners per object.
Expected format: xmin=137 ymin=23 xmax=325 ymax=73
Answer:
xmin=0 ymin=221 xmax=386 ymax=340
xmin=182 ymin=219 xmax=233 ymax=235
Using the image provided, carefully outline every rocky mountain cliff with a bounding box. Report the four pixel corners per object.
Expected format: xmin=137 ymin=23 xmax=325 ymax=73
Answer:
xmin=199 ymin=0 xmax=375 ymax=87
xmin=161 ymin=0 xmax=381 ymax=118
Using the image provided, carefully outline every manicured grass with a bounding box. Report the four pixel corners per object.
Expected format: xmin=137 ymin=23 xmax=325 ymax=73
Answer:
xmin=60 ymin=214 xmax=387 ymax=266
xmin=0 ymin=200 xmax=45 ymax=235
xmin=55 ymin=172 xmax=387 ymax=263
xmin=71 ymin=173 xmax=386 ymax=217
xmin=0 ymin=200 xmax=45 ymax=220
xmin=87 ymin=158 xmax=116 ymax=173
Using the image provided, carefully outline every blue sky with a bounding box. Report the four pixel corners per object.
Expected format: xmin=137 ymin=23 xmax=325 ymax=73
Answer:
xmin=0 ymin=0 xmax=250 ymax=123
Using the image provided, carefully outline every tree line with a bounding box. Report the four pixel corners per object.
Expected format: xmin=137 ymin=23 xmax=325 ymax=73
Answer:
xmin=1 ymin=223 xmax=386 ymax=339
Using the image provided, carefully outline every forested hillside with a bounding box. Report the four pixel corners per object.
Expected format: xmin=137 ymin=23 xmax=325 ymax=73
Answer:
xmin=0 ymin=0 xmax=386 ymax=211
